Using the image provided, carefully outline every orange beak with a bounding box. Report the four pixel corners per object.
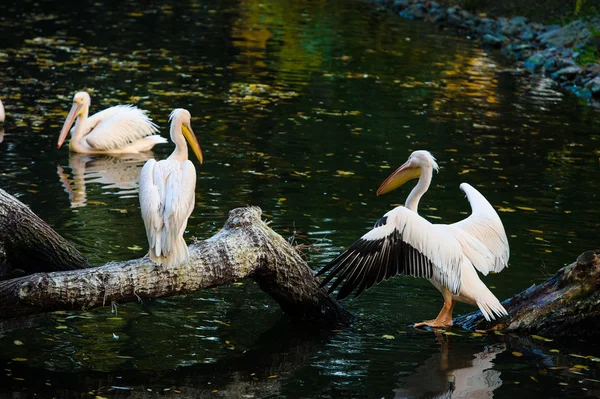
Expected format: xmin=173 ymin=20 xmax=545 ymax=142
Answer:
xmin=376 ymin=161 xmax=422 ymax=196
xmin=57 ymin=102 xmax=82 ymax=148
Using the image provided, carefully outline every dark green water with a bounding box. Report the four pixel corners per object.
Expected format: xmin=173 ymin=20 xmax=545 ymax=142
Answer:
xmin=1 ymin=0 xmax=600 ymax=398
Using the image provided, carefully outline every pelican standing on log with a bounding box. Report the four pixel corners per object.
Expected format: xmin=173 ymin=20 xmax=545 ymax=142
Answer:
xmin=317 ymin=150 xmax=510 ymax=328
xmin=57 ymin=91 xmax=166 ymax=154
xmin=139 ymin=109 xmax=203 ymax=267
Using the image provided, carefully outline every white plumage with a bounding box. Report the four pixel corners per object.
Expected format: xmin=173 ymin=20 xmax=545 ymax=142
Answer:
xmin=57 ymin=91 xmax=167 ymax=154
xmin=0 ymin=98 xmax=5 ymax=123
xmin=139 ymin=109 xmax=203 ymax=267
xmin=317 ymin=150 xmax=510 ymax=327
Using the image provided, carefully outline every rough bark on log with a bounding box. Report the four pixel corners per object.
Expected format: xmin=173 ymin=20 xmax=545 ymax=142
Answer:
xmin=455 ymin=250 xmax=600 ymax=338
xmin=0 ymin=188 xmax=89 ymax=279
xmin=0 ymin=204 xmax=351 ymax=324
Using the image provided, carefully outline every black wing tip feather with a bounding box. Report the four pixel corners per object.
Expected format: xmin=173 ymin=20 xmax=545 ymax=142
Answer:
xmin=318 ymin=230 xmax=438 ymax=300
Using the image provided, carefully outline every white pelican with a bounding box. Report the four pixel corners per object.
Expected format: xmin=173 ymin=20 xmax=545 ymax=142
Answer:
xmin=0 ymin=98 xmax=5 ymax=123
xmin=139 ymin=108 xmax=203 ymax=267
xmin=317 ymin=150 xmax=510 ymax=327
xmin=57 ymin=91 xmax=166 ymax=154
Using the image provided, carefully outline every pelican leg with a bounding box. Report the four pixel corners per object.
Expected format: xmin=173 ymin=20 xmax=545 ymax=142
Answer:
xmin=414 ymin=300 xmax=456 ymax=328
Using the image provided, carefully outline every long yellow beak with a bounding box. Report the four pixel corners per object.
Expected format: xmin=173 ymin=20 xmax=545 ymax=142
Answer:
xmin=182 ymin=124 xmax=203 ymax=164
xmin=58 ymin=103 xmax=83 ymax=148
xmin=376 ymin=161 xmax=421 ymax=196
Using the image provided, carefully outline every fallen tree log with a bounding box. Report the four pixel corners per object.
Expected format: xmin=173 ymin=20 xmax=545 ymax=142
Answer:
xmin=0 ymin=189 xmax=89 ymax=279
xmin=0 ymin=192 xmax=350 ymax=324
xmin=1 ymin=188 xmax=599 ymax=338
xmin=455 ymin=250 xmax=600 ymax=338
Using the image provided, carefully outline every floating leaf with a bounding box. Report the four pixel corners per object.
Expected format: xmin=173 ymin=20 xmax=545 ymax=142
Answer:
xmin=381 ymin=334 xmax=395 ymax=340
xmin=531 ymin=335 xmax=553 ymax=342
xmin=13 ymin=340 xmax=23 ymax=346
xmin=516 ymin=206 xmax=536 ymax=211
xmin=11 ymin=358 xmax=27 ymax=362
xmin=336 ymin=170 xmax=355 ymax=177
xmin=268 ymin=375 xmax=278 ymax=379
xmin=573 ymin=364 xmax=589 ymax=369
xmin=512 ymin=351 xmax=523 ymax=357
xmin=127 ymin=245 xmax=143 ymax=251
xmin=443 ymin=331 xmax=460 ymax=336
xmin=530 ymin=376 xmax=538 ymax=382
xmin=497 ymin=207 xmax=516 ymax=213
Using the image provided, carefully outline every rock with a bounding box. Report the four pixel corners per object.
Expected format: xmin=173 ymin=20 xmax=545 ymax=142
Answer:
xmin=584 ymin=76 xmax=600 ymax=97
xmin=524 ymin=52 xmax=547 ymax=71
xmin=519 ymin=30 xmax=535 ymax=41
xmin=393 ymin=0 xmax=411 ymax=8
xmin=543 ymin=56 xmax=559 ymax=72
xmin=482 ymin=34 xmax=505 ymax=46
xmin=553 ymin=66 xmax=582 ymax=80
xmin=539 ymin=20 xmax=592 ymax=48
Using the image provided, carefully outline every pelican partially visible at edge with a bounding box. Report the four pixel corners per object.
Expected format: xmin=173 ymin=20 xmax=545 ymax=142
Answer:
xmin=139 ymin=108 xmax=203 ymax=267
xmin=57 ymin=91 xmax=166 ymax=154
xmin=317 ymin=150 xmax=510 ymax=328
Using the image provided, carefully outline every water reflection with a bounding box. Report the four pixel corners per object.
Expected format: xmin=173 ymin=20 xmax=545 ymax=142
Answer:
xmin=0 ymin=126 xmax=4 ymax=144
xmin=395 ymin=335 xmax=505 ymax=399
xmin=57 ymin=152 xmax=151 ymax=208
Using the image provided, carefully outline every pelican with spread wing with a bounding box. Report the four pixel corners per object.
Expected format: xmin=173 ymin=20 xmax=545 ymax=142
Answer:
xmin=57 ymin=91 xmax=166 ymax=154
xmin=317 ymin=150 xmax=510 ymax=327
xmin=139 ymin=109 xmax=203 ymax=267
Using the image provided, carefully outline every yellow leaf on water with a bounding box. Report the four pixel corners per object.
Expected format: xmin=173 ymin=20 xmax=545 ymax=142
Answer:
xmin=443 ymin=331 xmax=460 ymax=336
xmin=550 ymin=349 xmax=560 ymax=353
xmin=497 ymin=207 xmax=516 ymax=213
xmin=55 ymin=326 xmax=68 ymax=330
xmin=268 ymin=375 xmax=278 ymax=379
xmin=527 ymin=229 xmax=544 ymax=234
xmin=573 ymin=364 xmax=589 ymax=369
xmin=13 ymin=340 xmax=23 ymax=346
xmin=512 ymin=351 xmax=523 ymax=357
xmin=530 ymin=376 xmax=538 ymax=382
xmin=127 ymin=245 xmax=143 ymax=251
xmin=381 ymin=334 xmax=395 ymax=340
xmin=531 ymin=335 xmax=553 ymax=342
xmin=516 ymin=206 xmax=536 ymax=211
xmin=336 ymin=170 xmax=355 ymax=177
xmin=11 ymin=358 xmax=27 ymax=362
xmin=14 ymin=377 xmax=24 ymax=381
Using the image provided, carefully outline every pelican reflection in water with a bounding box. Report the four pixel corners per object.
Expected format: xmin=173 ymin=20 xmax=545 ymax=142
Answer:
xmin=395 ymin=339 xmax=505 ymax=399
xmin=57 ymin=152 xmax=153 ymax=208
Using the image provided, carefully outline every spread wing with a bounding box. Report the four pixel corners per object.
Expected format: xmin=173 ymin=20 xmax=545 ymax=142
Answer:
xmin=84 ymin=105 xmax=159 ymax=151
xmin=139 ymin=159 xmax=196 ymax=258
xmin=317 ymin=206 xmax=466 ymax=299
xmin=452 ymin=183 xmax=510 ymax=275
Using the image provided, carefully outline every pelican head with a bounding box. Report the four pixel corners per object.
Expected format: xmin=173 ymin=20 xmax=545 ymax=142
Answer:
xmin=58 ymin=91 xmax=92 ymax=148
xmin=170 ymin=108 xmax=203 ymax=164
xmin=376 ymin=150 xmax=438 ymax=196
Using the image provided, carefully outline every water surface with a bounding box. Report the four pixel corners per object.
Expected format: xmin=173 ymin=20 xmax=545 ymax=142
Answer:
xmin=1 ymin=0 xmax=600 ymax=398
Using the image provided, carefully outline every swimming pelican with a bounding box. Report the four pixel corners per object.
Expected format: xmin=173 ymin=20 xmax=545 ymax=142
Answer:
xmin=317 ymin=150 xmax=510 ymax=327
xmin=139 ymin=108 xmax=203 ymax=267
xmin=0 ymin=98 xmax=5 ymax=123
xmin=57 ymin=91 xmax=166 ymax=154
